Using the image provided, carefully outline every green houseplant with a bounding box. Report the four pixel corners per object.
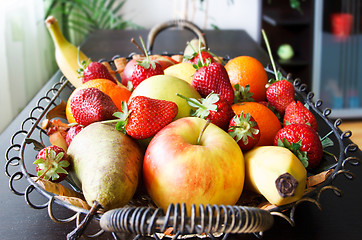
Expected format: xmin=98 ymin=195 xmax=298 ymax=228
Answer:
xmin=44 ymin=0 xmax=139 ymax=44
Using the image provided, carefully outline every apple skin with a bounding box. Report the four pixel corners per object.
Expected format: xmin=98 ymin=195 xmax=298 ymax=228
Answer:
xmin=143 ymin=117 xmax=245 ymax=214
xmin=130 ymin=75 xmax=201 ymax=120
xmin=121 ymin=59 xmax=137 ymax=86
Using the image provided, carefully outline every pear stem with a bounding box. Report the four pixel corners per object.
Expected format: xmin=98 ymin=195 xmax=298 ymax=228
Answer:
xmin=197 ymin=119 xmax=211 ymax=145
xmin=261 ymin=29 xmax=278 ymax=81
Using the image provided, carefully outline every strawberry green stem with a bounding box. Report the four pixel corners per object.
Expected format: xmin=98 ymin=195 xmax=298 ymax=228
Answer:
xmin=34 ymin=150 xmax=64 ymax=182
xmin=320 ymin=130 xmax=333 ymax=142
xmin=176 ymin=93 xmax=207 ymax=110
xmin=198 ymin=40 xmax=205 ymax=66
xmin=131 ymin=37 xmax=146 ymax=56
xmin=139 ymin=36 xmax=150 ymax=62
xmin=261 ymin=29 xmax=278 ymax=81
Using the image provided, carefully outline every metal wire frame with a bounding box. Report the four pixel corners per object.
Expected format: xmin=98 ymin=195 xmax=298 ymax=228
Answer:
xmin=4 ymin=63 xmax=360 ymax=240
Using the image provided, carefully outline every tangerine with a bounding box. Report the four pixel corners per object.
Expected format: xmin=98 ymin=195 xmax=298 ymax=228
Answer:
xmin=66 ymin=79 xmax=131 ymax=124
xmin=232 ymin=102 xmax=281 ymax=146
xmin=225 ymin=56 xmax=268 ymax=102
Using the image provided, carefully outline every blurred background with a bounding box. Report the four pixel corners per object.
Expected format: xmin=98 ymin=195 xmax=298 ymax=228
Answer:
xmin=0 ymin=0 xmax=361 ymax=143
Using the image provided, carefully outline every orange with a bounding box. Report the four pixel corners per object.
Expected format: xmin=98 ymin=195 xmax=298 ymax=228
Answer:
xmin=232 ymin=102 xmax=281 ymax=146
xmin=66 ymin=79 xmax=131 ymax=124
xmin=225 ymin=56 xmax=268 ymax=102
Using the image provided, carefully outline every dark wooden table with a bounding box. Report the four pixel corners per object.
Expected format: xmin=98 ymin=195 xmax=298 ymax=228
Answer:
xmin=1 ymin=29 xmax=362 ymax=240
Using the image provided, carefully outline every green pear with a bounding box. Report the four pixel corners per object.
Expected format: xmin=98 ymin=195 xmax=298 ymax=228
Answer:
xmin=67 ymin=122 xmax=142 ymax=211
xmin=130 ymin=75 xmax=201 ymax=120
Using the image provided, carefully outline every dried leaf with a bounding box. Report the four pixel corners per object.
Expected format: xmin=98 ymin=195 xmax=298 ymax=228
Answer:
xmin=32 ymin=177 xmax=83 ymax=199
xmin=171 ymin=55 xmax=183 ymax=63
xmin=46 ymin=100 xmax=67 ymax=120
xmin=49 ymin=131 xmax=68 ymax=151
xmin=55 ymin=196 xmax=90 ymax=210
xmin=258 ymin=202 xmax=277 ymax=211
xmin=163 ymin=227 xmax=174 ymax=236
xmin=101 ymin=61 xmax=117 ymax=80
xmin=25 ymin=138 xmax=45 ymax=151
xmin=114 ymin=57 xmax=127 ymax=74
xmin=307 ymin=169 xmax=334 ymax=188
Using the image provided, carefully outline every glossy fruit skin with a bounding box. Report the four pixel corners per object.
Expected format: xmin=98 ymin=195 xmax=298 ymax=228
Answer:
xmin=228 ymin=113 xmax=260 ymax=151
xmin=225 ymin=56 xmax=268 ymax=102
xmin=82 ymin=62 xmax=117 ymax=84
xmin=70 ymin=87 xmax=118 ymax=126
xmin=274 ymin=124 xmax=323 ymax=169
xmin=66 ymin=125 xmax=84 ymax=146
xmin=182 ymin=93 xmax=235 ymax=131
xmin=143 ymin=117 xmax=245 ymax=214
xmin=232 ymin=102 xmax=281 ymax=146
xmin=130 ymin=75 xmax=201 ymax=120
xmin=192 ymin=62 xmax=234 ymax=105
xmin=45 ymin=16 xmax=90 ymax=88
xmin=283 ymin=101 xmax=318 ymax=131
xmin=131 ymin=62 xmax=164 ymax=89
xmin=67 ymin=122 xmax=143 ymax=211
xmin=126 ymin=96 xmax=178 ymax=140
xmin=66 ymin=79 xmax=131 ymax=124
xmin=244 ymin=146 xmax=307 ymax=206
xmin=266 ymin=80 xmax=295 ymax=115
xmin=35 ymin=145 xmax=70 ymax=183
xmin=206 ymin=98 xmax=234 ymax=131
xmin=186 ymin=51 xmax=214 ymax=65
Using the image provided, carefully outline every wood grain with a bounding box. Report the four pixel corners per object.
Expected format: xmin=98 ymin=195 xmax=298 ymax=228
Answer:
xmin=339 ymin=120 xmax=362 ymax=148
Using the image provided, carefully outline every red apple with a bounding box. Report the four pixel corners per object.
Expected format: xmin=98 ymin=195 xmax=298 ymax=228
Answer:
xmin=143 ymin=117 xmax=245 ymax=214
xmin=121 ymin=58 xmax=138 ymax=86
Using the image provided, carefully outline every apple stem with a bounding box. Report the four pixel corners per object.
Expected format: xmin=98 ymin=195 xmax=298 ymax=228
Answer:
xmin=261 ymin=29 xmax=279 ymax=81
xmin=197 ymin=119 xmax=211 ymax=145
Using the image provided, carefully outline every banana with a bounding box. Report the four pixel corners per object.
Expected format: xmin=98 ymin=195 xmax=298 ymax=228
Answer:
xmin=244 ymin=146 xmax=307 ymax=206
xmin=45 ymin=16 xmax=90 ymax=88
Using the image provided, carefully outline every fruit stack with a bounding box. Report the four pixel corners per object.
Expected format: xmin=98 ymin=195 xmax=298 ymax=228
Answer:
xmin=37 ymin=16 xmax=334 ymax=224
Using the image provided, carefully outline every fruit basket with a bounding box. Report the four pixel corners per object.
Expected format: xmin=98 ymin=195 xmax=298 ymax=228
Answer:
xmin=4 ymin=20 xmax=360 ymax=240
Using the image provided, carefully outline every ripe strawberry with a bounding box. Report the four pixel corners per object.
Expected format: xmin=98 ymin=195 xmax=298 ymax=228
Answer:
xmin=131 ymin=59 xmax=164 ymax=89
xmin=283 ymin=101 xmax=318 ymax=131
xmin=177 ymin=92 xmax=235 ymax=130
xmin=185 ymin=50 xmax=215 ymax=65
xmin=266 ymin=79 xmax=295 ymax=115
xmin=70 ymin=87 xmax=118 ymax=126
xmin=113 ymin=96 xmax=178 ymax=140
xmin=79 ymin=61 xmax=117 ymax=84
xmin=228 ymin=112 xmax=260 ymax=151
xmin=192 ymin=61 xmax=234 ymax=105
xmin=274 ymin=124 xmax=323 ymax=169
xmin=33 ymin=145 xmax=70 ymax=183
xmin=129 ymin=37 xmax=164 ymax=90
xmin=66 ymin=125 xmax=84 ymax=146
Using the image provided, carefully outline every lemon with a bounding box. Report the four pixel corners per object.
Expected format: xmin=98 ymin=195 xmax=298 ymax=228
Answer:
xmin=164 ymin=62 xmax=196 ymax=84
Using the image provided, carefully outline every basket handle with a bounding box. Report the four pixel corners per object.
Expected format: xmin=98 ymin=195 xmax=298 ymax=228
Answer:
xmin=146 ymin=19 xmax=208 ymax=54
xmin=100 ymin=203 xmax=274 ymax=236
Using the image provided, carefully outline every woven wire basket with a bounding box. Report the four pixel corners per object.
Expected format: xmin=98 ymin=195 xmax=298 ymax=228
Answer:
xmin=4 ymin=20 xmax=360 ymax=240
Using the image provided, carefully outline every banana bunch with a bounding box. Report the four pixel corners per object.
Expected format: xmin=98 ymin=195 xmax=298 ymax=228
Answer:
xmin=45 ymin=16 xmax=90 ymax=88
xmin=244 ymin=146 xmax=307 ymax=206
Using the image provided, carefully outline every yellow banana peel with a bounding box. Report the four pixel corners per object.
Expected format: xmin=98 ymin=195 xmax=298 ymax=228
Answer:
xmin=244 ymin=146 xmax=307 ymax=206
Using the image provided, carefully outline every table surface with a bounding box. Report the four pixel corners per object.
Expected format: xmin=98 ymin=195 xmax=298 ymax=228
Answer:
xmin=1 ymin=29 xmax=362 ymax=240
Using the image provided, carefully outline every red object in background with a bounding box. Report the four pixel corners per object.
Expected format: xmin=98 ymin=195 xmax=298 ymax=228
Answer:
xmin=330 ymin=13 xmax=354 ymax=41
